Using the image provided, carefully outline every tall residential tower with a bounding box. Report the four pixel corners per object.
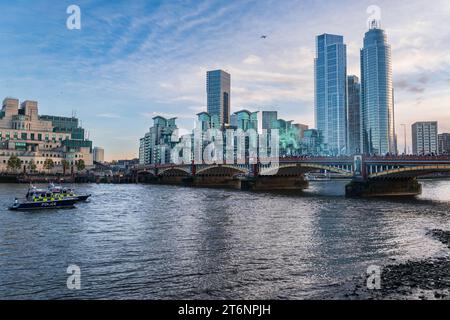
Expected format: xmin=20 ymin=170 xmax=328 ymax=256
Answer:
xmin=360 ymin=24 xmax=396 ymax=155
xmin=314 ymin=34 xmax=348 ymax=155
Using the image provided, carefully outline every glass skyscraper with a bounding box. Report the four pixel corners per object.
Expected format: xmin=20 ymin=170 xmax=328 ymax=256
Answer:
xmin=347 ymin=75 xmax=361 ymax=154
xmin=262 ymin=111 xmax=278 ymax=131
xmin=314 ymin=34 xmax=347 ymax=155
xmin=207 ymin=70 xmax=231 ymax=126
xmin=360 ymin=26 xmax=396 ymax=155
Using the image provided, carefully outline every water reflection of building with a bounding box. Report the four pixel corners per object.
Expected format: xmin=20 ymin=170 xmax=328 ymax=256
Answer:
xmin=0 ymin=98 xmax=93 ymax=172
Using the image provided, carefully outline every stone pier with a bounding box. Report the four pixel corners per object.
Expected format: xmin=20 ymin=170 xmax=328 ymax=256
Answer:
xmin=345 ymin=178 xmax=422 ymax=197
xmin=184 ymin=176 xmax=242 ymax=189
xmin=241 ymin=175 xmax=309 ymax=191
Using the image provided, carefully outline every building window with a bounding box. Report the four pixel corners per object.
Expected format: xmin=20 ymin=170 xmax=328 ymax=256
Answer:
xmin=31 ymin=133 xmax=35 ymax=140
xmin=21 ymin=133 xmax=27 ymax=140
xmin=38 ymin=134 xmax=42 ymax=141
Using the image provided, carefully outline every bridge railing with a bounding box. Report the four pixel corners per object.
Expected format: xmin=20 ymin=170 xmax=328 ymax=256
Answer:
xmin=133 ymin=155 xmax=450 ymax=171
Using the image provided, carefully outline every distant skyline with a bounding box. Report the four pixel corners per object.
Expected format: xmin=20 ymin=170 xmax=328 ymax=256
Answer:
xmin=1 ymin=0 xmax=449 ymax=160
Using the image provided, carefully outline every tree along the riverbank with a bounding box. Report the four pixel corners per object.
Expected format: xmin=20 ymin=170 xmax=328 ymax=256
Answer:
xmin=7 ymin=155 xmax=21 ymax=173
xmin=43 ymin=158 xmax=55 ymax=173
xmin=76 ymin=159 xmax=86 ymax=172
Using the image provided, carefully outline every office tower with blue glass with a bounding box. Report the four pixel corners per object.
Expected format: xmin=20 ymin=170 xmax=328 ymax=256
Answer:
xmin=262 ymin=111 xmax=278 ymax=131
xmin=360 ymin=22 xmax=396 ymax=155
xmin=231 ymin=110 xmax=259 ymax=132
xmin=347 ymin=75 xmax=361 ymax=154
xmin=207 ymin=70 xmax=231 ymax=126
xmin=315 ymin=34 xmax=348 ymax=155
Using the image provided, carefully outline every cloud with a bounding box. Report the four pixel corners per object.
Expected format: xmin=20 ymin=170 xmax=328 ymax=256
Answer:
xmin=243 ymin=54 xmax=262 ymax=65
xmin=140 ymin=112 xmax=194 ymax=120
xmin=97 ymin=113 xmax=121 ymax=119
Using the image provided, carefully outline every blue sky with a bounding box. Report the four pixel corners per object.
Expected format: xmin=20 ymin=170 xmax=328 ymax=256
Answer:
xmin=1 ymin=0 xmax=449 ymax=160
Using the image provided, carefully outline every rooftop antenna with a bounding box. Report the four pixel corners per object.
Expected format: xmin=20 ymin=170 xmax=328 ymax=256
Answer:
xmin=367 ymin=5 xmax=381 ymax=30
xmin=370 ymin=19 xmax=380 ymax=29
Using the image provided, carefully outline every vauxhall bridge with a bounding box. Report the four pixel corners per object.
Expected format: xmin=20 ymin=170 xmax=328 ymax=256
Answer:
xmin=132 ymin=155 xmax=450 ymax=197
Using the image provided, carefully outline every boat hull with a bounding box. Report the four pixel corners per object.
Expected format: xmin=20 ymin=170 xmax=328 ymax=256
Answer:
xmin=74 ymin=194 xmax=91 ymax=202
xmin=9 ymin=199 xmax=77 ymax=211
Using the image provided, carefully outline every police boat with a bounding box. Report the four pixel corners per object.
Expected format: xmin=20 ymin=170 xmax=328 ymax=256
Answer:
xmin=9 ymin=189 xmax=77 ymax=211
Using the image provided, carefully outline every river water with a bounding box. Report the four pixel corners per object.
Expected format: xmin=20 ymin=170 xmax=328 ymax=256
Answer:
xmin=0 ymin=181 xmax=449 ymax=299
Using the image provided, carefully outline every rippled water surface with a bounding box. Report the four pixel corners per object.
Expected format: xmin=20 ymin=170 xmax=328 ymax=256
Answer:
xmin=0 ymin=180 xmax=449 ymax=299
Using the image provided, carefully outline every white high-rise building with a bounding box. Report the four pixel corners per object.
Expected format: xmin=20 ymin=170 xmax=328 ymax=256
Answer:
xmin=93 ymin=147 xmax=105 ymax=163
xmin=412 ymin=122 xmax=438 ymax=155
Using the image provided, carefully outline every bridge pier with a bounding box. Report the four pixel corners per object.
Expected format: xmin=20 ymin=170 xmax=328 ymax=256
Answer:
xmin=241 ymin=175 xmax=309 ymax=191
xmin=185 ymin=176 xmax=242 ymax=189
xmin=182 ymin=176 xmax=241 ymax=190
xmin=159 ymin=176 xmax=188 ymax=185
xmin=345 ymin=178 xmax=422 ymax=197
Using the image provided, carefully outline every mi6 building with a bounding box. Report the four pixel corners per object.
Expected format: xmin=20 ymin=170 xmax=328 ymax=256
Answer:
xmin=0 ymin=98 xmax=93 ymax=172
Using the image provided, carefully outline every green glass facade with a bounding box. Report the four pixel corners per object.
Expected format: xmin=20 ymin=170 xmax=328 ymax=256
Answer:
xmin=40 ymin=115 xmax=92 ymax=152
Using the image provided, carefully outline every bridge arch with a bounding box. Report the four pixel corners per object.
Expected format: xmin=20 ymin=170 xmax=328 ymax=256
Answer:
xmin=260 ymin=163 xmax=353 ymax=176
xmin=136 ymin=169 xmax=156 ymax=176
xmin=368 ymin=164 xmax=450 ymax=179
xmin=158 ymin=167 xmax=191 ymax=176
xmin=196 ymin=165 xmax=249 ymax=177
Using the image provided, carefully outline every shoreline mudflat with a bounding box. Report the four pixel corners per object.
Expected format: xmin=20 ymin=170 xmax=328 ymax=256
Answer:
xmin=347 ymin=230 xmax=450 ymax=300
